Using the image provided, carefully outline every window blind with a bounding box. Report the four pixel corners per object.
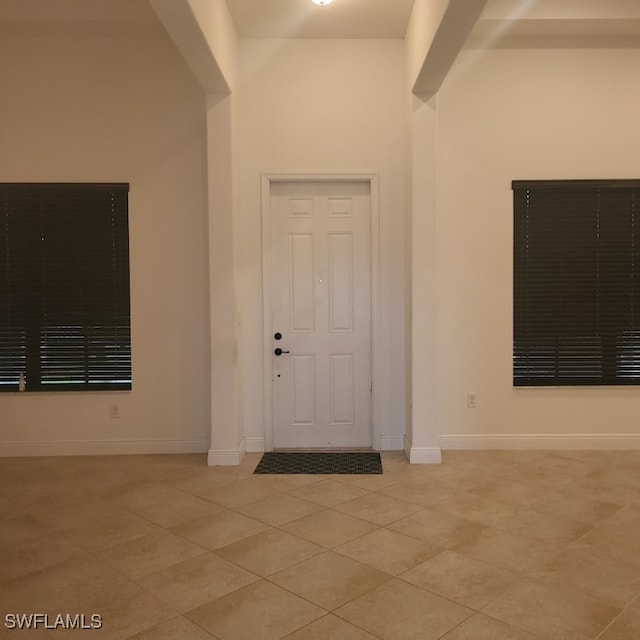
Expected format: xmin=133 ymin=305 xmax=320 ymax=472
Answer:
xmin=0 ymin=183 xmax=131 ymax=391
xmin=513 ymin=179 xmax=640 ymax=386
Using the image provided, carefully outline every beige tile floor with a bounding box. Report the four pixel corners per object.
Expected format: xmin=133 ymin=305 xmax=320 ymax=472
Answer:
xmin=1 ymin=450 xmax=640 ymax=639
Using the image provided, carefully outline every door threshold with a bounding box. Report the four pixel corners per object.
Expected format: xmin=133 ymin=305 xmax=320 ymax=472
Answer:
xmin=273 ymin=447 xmax=374 ymax=453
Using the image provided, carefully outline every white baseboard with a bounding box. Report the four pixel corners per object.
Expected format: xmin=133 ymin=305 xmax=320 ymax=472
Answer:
xmin=0 ymin=439 xmax=209 ymax=457
xmin=440 ymin=433 xmax=640 ymax=450
xmin=409 ymin=447 xmax=443 ymax=464
xmin=380 ymin=435 xmax=405 ymax=451
xmin=245 ymin=437 xmax=265 ymax=453
xmin=208 ymin=438 xmax=247 ymax=466
xmin=402 ymin=436 xmax=442 ymax=464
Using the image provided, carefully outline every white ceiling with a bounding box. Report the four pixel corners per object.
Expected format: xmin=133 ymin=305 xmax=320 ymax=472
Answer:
xmin=469 ymin=0 xmax=640 ymax=48
xmin=1 ymin=0 xmax=640 ymax=45
xmin=224 ymin=0 xmax=415 ymax=39
xmin=224 ymin=0 xmax=640 ymax=43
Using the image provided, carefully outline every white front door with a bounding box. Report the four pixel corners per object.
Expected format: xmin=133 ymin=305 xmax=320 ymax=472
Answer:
xmin=269 ymin=181 xmax=372 ymax=449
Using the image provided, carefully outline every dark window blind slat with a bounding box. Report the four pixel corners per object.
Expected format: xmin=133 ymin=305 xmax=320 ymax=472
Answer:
xmin=0 ymin=183 xmax=131 ymax=392
xmin=513 ymin=179 xmax=640 ymax=386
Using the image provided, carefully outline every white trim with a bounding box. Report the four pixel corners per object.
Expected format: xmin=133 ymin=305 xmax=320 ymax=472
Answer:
xmin=404 ymin=435 xmax=412 ymax=461
xmin=408 ymin=446 xmax=443 ymax=464
xmin=380 ymin=435 xmax=405 ymax=451
xmin=245 ymin=436 xmax=265 ymax=453
xmin=0 ymin=439 xmax=209 ymax=458
xmin=261 ymin=173 xmax=382 ymax=452
xmin=369 ymin=175 xmax=382 ymax=452
xmin=440 ymin=433 xmax=640 ymax=450
xmin=208 ymin=438 xmax=246 ymax=466
xmin=261 ymin=174 xmax=274 ymax=451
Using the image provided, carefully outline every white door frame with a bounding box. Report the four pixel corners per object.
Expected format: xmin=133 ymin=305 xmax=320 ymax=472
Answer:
xmin=261 ymin=173 xmax=381 ymax=451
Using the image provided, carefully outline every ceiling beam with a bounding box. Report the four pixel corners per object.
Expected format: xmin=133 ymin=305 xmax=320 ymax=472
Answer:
xmin=412 ymin=0 xmax=488 ymax=99
xmin=148 ymin=0 xmax=233 ymax=94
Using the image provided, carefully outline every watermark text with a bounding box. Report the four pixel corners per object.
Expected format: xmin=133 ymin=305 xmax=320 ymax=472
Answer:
xmin=5 ymin=613 xmax=102 ymax=630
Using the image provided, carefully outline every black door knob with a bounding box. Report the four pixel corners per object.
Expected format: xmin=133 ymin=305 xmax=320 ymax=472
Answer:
xmin=274 ymin=348 xmax=290 ymax=356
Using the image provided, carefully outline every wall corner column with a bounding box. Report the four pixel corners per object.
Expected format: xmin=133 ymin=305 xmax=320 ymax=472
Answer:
xmin=206 ymin=93 xmax=243 ymax=465
xmin=407 ymin=93 xmax=442 ymax=464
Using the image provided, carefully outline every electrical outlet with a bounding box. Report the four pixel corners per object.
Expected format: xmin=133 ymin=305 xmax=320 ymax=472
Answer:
xmin=467 ymin=393 xmax=477 ymax=408
xmin=109 ymin=404 xmax=120 ymax=419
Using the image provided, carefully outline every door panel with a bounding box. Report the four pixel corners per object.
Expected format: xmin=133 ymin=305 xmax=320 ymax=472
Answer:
xmin=330 ymin=353 xmax=355 ymax=424
xmin=328 ymin=233 xmax=354 ymax=331
xmin=292 ymin=354 xmax=316 ymax=425
xmin=289 ymin=234 xmax=315 ymax=331
xmin=270 ymin=181 xmax=371 ymax=449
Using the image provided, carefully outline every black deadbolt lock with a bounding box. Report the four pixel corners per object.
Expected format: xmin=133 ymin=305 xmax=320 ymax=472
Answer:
xmin=274 ymin=332 xmax=282 ymax=340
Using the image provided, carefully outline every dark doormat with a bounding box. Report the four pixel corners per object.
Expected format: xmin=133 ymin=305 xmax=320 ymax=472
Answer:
xmin=254 ymin=451 xmax=383 ymax=475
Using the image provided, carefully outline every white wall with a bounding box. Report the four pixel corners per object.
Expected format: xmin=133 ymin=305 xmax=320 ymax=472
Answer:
xmin=236 ymin=39 xmax=407 ymax=451
xmin=0 ymin=33 xmax=210 ymax=455
xmin=433 ymin=47 xmax=640 ymax=448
